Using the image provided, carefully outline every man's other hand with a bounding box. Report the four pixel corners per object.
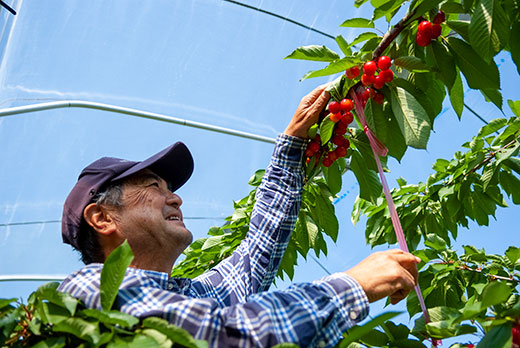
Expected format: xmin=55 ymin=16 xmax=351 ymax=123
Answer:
xmin=284 ymin=84 xmax=330 ymax=139
xmin=345 ymin=249 xmax=421 ymax=305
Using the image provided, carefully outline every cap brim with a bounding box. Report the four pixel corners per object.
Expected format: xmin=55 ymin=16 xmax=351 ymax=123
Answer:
xmin=112 ymin=142 xmax=193 ymax=192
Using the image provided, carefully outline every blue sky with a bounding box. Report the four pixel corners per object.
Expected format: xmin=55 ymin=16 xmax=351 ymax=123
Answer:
xmin=0 ymin=0 xmax=519 ymax=338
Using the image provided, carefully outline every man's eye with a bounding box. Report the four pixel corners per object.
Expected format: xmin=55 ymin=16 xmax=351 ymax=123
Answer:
xmin=148 ymin=182 xmax=160 ymax=188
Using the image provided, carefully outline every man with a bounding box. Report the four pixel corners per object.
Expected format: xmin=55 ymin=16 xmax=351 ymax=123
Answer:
xmin=59 ymin=85 xmax=420 ymax=347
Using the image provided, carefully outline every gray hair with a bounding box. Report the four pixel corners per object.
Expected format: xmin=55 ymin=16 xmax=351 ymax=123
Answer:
xmin=75 ymin=182 xmax=124 ymax=264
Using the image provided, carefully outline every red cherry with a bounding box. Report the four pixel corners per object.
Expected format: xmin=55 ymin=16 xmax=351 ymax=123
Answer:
xmin=332 ymin=135 xmax=345 ymax=146
xmin=345 ymin=66 xmax=360 ymax=79
xmin=373 ymin=75 xmax=385 ymax=89
xmin=380 ymin=69 xmax=394 ymax=83
xmin=432 ymin=23 xmax=442 ymax=38
xmin=373 ymin=92 xmax=385 ymax=105
xmin=328 ymin=101 xmax=341 ymax=114
xmin=363 ymin=61 xmax=377 ymax=75
xmin=328 ymin=151 xmax=338 ymax=162
xmin=513 ymin=324 xmax=520 ymax=345
xmin=343 ymin=138 xmax=350 ymax=148
xmin=305 ymin=148 xmax=314 ymax=157
xmin=466 ymin=345 xmax=475 ymax=348
xmin=377 ymin=56 xmax=392 ymax=71
xmin=362 ymin=88 xmax=372 ymax=101
xmin=416 ymin=32 xmax=432 ymax=47
xmin=433 ymin=11 xmax=445 ymax=24
xmin=341 ymin=111 xmax=354 ymax=125
xmin=340 ymin=98 xmax=354 ymax=112
xmin=335 ymin=146 xmax=348 ymax=158
xmin=308 ymin=141 xmax=320 ymax=153
xmin=330 ymin=112 xmax=342 ymax=123
xmin=322 ymin=157 xmax=333 ymax=167
xmin=418 ymin=21 xmax=433 ymax=37
xmin=334 ymin=123 xmax=348 ymax=136
xmin=361 ymin=73 xmax=373 ymax=86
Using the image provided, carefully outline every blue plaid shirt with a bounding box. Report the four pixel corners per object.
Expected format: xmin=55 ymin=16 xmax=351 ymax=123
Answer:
xmin=59 ymin=134 xmax=369 ymax=347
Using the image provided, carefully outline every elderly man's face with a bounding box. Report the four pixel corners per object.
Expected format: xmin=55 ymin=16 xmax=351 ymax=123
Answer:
xmin=113 ymin=169 xmax=192 ymax=257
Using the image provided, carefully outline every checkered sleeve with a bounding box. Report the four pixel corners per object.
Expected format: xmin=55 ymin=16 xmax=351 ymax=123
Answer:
xmin=191 ymin=133 xmax=307 ymax=306
xmin=117 ymin=272 xmax=369 ymax=348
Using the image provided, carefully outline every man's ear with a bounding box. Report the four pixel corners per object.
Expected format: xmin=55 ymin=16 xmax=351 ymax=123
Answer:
xmin=83 ymin=203 xmax=118 ymax=236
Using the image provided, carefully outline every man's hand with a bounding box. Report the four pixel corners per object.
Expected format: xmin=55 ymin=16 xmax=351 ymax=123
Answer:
xmin=284 ymin=84 xmax=330 ymax=139
xmin=345 ymin=249 xmax=421 ymax=305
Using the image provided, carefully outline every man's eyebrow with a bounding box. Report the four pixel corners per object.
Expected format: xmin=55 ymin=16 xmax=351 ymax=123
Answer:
xmin=135 ymin=172 xmax=173 ymax=191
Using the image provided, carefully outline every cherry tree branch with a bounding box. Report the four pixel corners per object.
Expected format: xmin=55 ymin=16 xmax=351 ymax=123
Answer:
xmin=372 ymin=9 xmax=417 ymax=60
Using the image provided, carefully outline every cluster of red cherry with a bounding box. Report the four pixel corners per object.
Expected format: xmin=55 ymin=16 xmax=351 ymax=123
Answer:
xmin=305 ymin=98 xmax=354 ymax=167
xmin=416 ymin=11 xmax=445 ymax=47
xmin=347 ymin=56 xmax=394 ymax=105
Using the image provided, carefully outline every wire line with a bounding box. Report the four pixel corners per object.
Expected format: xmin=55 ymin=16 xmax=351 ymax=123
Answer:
xmin=222 ymin=0 xmax=335 ymax=40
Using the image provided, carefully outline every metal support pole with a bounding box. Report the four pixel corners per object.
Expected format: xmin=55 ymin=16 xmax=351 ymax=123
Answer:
xmin=0 ymin=100 xmax=277 ymax=144
xmin=0 ymin=275 xmax=66 ymax=282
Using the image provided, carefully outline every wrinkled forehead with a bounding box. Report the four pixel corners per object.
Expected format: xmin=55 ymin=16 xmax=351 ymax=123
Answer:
xmin=121 ymin=168 xmax=173 ymax=191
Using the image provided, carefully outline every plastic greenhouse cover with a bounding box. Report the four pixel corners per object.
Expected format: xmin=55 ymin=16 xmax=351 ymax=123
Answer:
xmin=0 ymin=0 xmax=518 ymax=304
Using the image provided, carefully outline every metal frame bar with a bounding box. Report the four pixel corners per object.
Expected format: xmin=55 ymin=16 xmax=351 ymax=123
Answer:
xmin=0 ymin=100 xmax=277 ymax=144
xmin=0 ymin=275 xmax=66 ymax=282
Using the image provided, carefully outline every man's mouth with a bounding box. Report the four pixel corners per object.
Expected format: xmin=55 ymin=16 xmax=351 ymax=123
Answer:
xmin=166 ymin=216 xmax=181 ymax=221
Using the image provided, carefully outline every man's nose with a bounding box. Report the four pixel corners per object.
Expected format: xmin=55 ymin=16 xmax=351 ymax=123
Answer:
xmin=166 ymin=192 xmax=182 ymax=208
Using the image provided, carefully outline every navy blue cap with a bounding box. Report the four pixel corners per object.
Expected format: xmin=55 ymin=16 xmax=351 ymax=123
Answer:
xmin=62 ymin=142 xmax=193 ymax=249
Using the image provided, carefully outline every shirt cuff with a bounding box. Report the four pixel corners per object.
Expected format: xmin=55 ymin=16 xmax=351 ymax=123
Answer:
xmin=271 ymin=133 xmax=307 ymax=169
xmin=314 ymin=272 xmax=370 ymax=326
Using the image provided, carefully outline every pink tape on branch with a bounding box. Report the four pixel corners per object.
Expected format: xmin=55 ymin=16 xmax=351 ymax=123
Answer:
xmin=349 ymin=88 xmax=438 ymax=346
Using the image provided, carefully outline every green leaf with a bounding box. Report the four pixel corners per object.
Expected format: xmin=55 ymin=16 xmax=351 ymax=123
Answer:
xmin=36 ymin=283 xmax=78 ymax=316
xmin=505 ymin=246 xmax=520 ymax=264
xmin=411 ymin=0 xmax=443 ymax=16
xmin=446 ymin=20 xmax=470 ymax=42
xmin=335 ymin=35 xmax=352 ymax=56
xmin=393 ymin=56 xmax=432 ymax=72
xmin=301 ymin=57 xmax=361 ymax=80
xmin=359 ymin=329 xmax=389 ymax=346
xmin=340 ymin=18 xmax=375 ymax=28
xmin=322 ymin=160 xmax=342 ymax=196
xmin=285 ymin=45 xmax=340 ymax=62
xmin=508 ymin=99 xmax=520 ymax=117
xmin=348 ymin=32 xmax=379 ymax=47
xmin=107 ymin=334 xmax=161 ymax=348
xmin=476 ymin=323 xmax=512 ymax=347
xmin=500 ymin=171 xmax=520 ymax=204
xmin=365 ymin=99 xmax=407 ymax=160
xmin=350 ymin=151 xmax=382 ymax=203
xmin=0 ymin=298 xmax=16 ymax=310
xmin=481 ymin=88 xmax=503 ymax=110
xmin=340 ymin=312 xmax=401 ymax=347
xmin=447 ymin=37 xmax=500 ymax=90
xmin=319 ymin=116 xmax=335 ymax=144
xmin=469 ymin=0 xmax=509 ymax=63
xmin=478 ymin=118 xmax=507 ymax=137
xmin=390 ymin=87 xmax=431 ymax=149
xmin=53 ymin=317 xmax=101 ymax=344
xmin=431 ymin=41 xmax=456 ymax=88
xmin=480 ymin=281 xmax=512 ymax=308
xmin=449 ymin=69 xmax=464 ymax=119
xmin=100 ymin=240 xmax=134 ymax=311
xmin=248 ymin=169 xmax=265 ymax=186
xmin=315 ymin=194 xmax=339 ymax=242
xmin=511 ymin=21 xmax=520 ymax=75
xmin=31 ymin=337 xmax=66 ymax=348
xmin=81 ymin=309 xmax=139 ymax=328
xmin=142 ymin=317 xmax=207 ymax=348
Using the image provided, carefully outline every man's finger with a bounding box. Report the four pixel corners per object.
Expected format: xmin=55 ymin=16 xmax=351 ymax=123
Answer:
xmin=309 ymin=89 xmax=330 ymax=115
xmin=304 ymin=84 xmax=329 ymax=105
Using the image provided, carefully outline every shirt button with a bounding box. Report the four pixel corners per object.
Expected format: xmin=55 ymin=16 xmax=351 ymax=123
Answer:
xmin=349 ymin=310 xmax=358 ymax=320
xmin=167 ymin=283 xmax=174 ymax=290
xmin=318 ymin=341 xmax=326 ymax=348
